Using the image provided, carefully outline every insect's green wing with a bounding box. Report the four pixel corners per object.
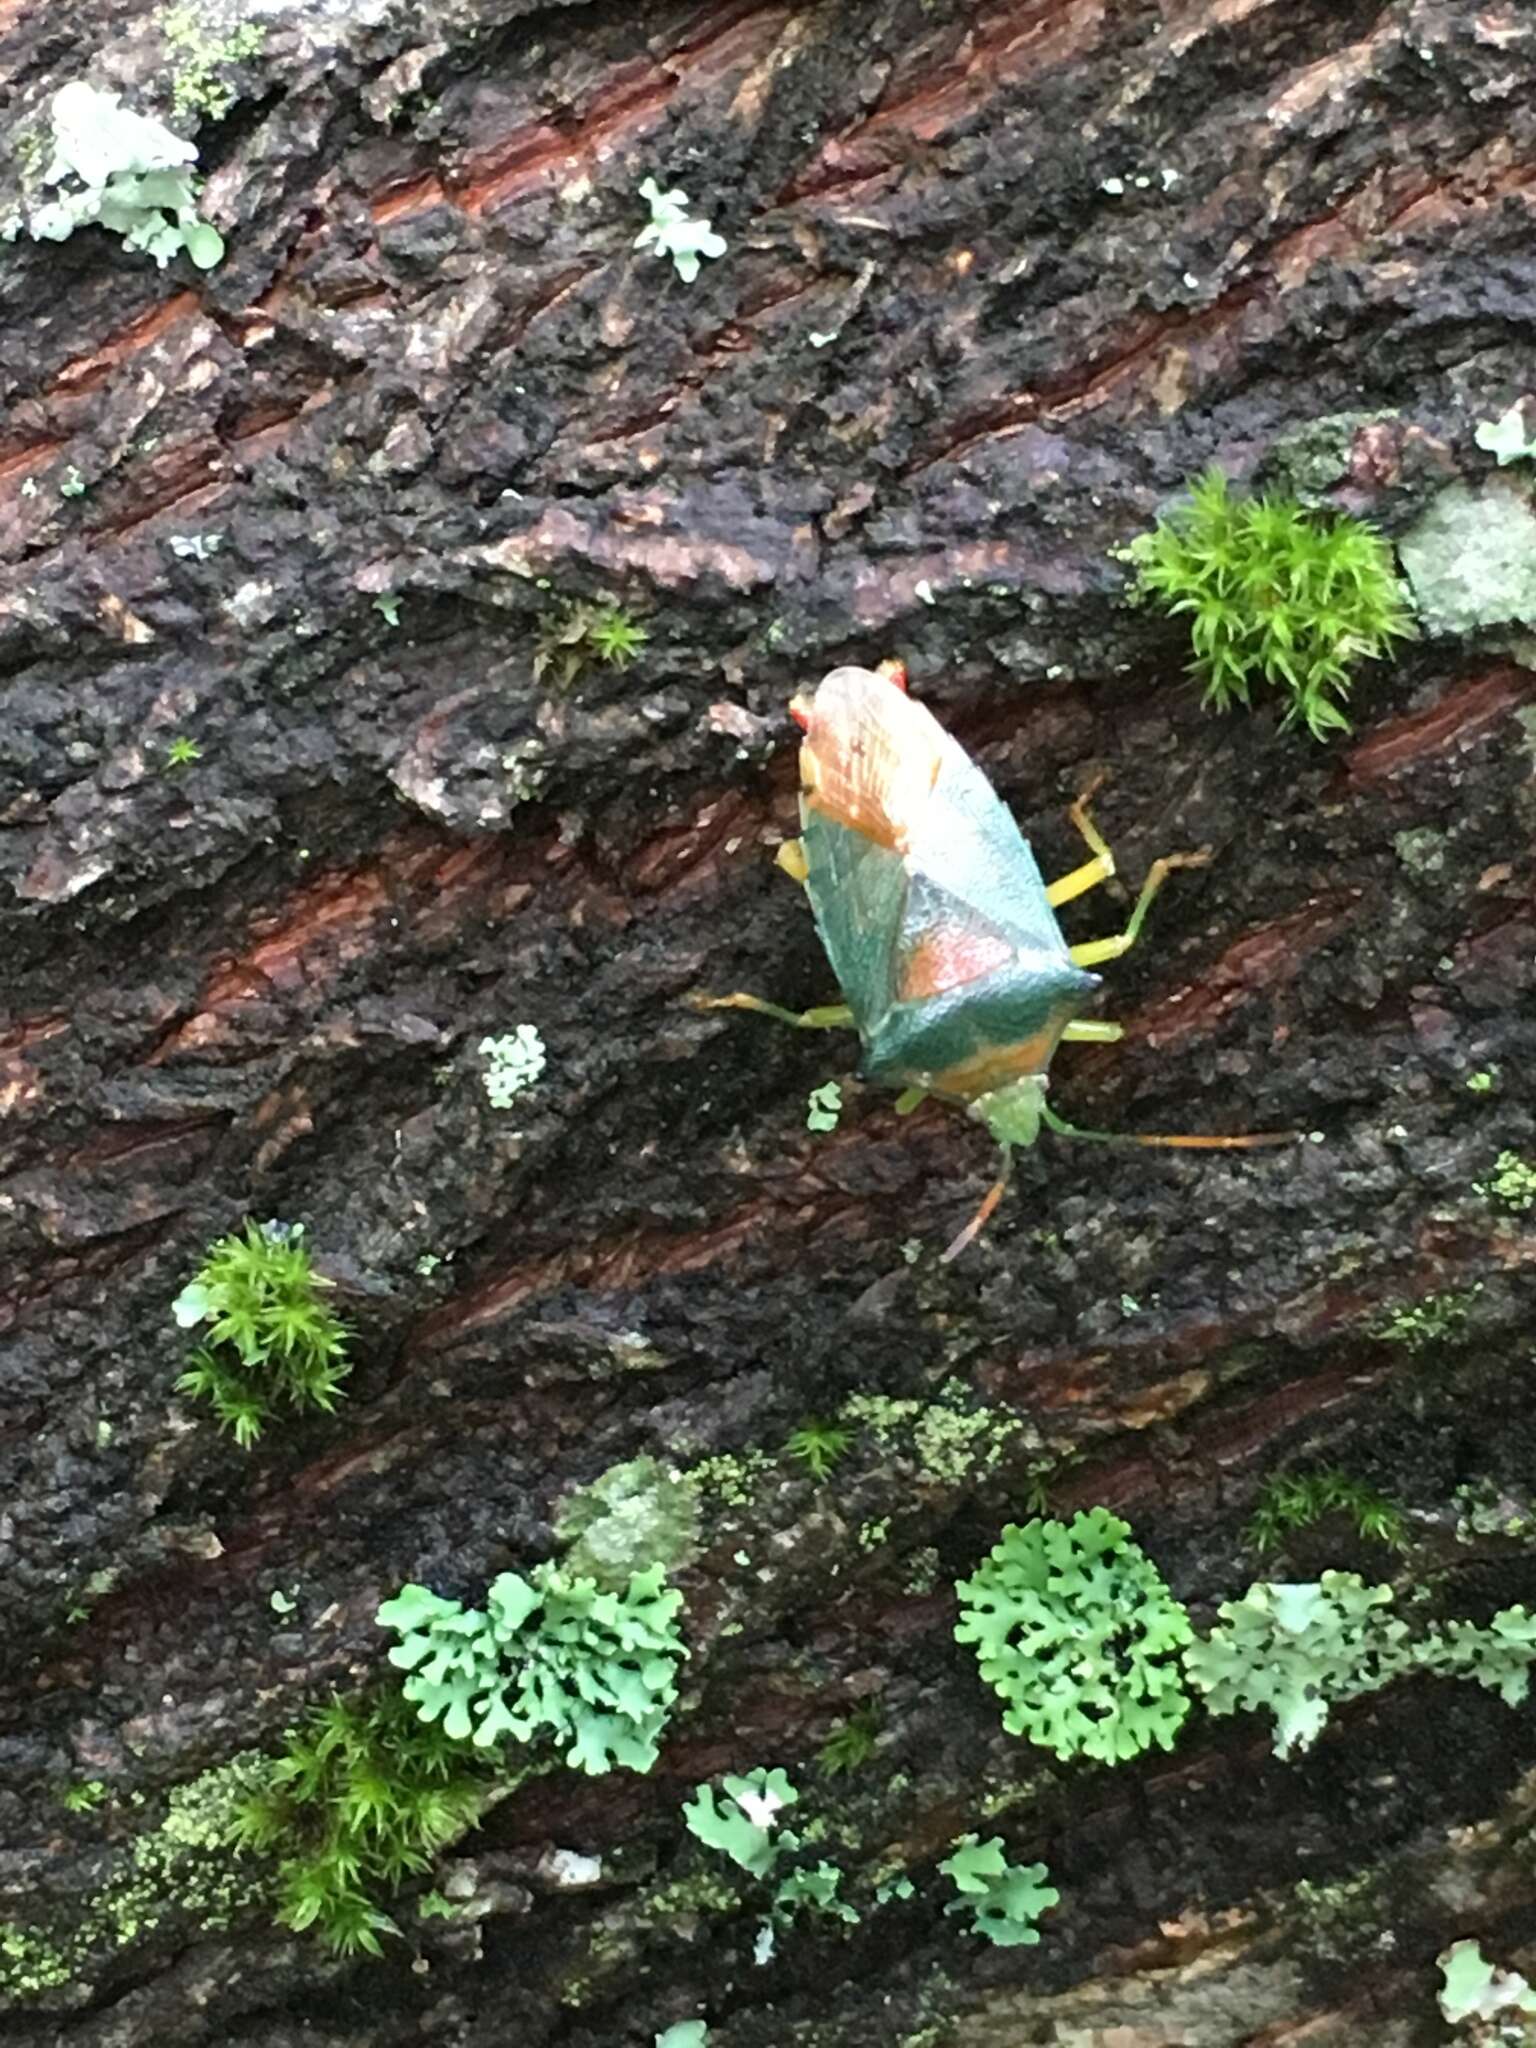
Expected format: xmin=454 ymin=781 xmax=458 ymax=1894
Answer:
xmin=908 ymin=732 xmax=1067 ymax=957
xmin=799 ymin=803 xmax=906 ymax=1038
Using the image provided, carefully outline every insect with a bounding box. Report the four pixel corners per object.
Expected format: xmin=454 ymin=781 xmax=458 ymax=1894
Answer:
xmin=693 ymin=660 xmax=1292 ymax=1260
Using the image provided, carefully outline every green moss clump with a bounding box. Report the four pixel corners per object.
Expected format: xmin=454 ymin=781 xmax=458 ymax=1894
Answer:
xmin=533 ymin=598 xmax=647 ymax=689
xmin=1124 ymin=469 xmax=1414 ymax=739
xmin=784 ymin=1418 xmax=852 ymax=1482
xmin=229 ymin=1692 xmax=493 ymax=1956
xmin=817 ymin=1706 xmax=881 ymax=1776
xmin=172 ymin=1219 xmax=350 ymax=1446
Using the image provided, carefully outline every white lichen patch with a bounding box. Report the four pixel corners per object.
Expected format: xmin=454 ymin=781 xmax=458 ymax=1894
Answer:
xmin=479 ymin=1026 xmax=546 ymax=1108
xmin=634 ymin=177 xmax=726 ymax=284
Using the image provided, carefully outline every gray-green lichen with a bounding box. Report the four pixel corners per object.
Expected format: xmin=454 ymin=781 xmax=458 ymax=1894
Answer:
xmin=1258 ymin=410 xmax=1397 ymax=500
xmin=1398 ymin=477 xmax=1536 ymax=636
xmin=1393 ymin=826 xmax=1448 ymax=876
xmin=555 ymin=1455 xmax=701 ymax=1585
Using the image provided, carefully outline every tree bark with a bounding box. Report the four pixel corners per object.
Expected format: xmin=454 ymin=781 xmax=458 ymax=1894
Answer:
xmin=2 ymin=0 xmax=1534 ymax=2043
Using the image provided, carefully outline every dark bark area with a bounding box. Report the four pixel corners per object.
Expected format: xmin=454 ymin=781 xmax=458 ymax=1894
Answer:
xmin=1 ymin=0 xmax=1534 ymax=2042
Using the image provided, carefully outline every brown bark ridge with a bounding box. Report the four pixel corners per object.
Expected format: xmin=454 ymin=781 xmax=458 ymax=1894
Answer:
xmin=2 ymin=0 xmax=1535 ymax=2041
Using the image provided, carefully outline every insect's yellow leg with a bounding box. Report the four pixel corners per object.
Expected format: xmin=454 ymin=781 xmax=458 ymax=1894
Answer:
xmin=894 ymin=1086 xmax=927 ymax=1114
xmin=1046 ymin=857 xmax=1113 ymax=907
xmin=775 ymin=837 xmax=809 ymax=885
xmin=689 ymin=992 xmax=854 ymax=1030
xmin=1068 ymin=850 xmax=1211 ymax=969
xmin=1046 ymin=775 xmax=1115 ymax=907
xmin=1060 ymin=1019 xmax=1123 ymax=1043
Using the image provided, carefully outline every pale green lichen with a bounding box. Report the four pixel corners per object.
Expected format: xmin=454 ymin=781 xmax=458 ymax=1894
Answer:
xmin=634 ymin=178 xmax=726 ymax=284
xmin=162 ymin=6 xmax=265 ymax=122
xmin=685 ymin=1448 xmax=774 ymax=1510
xmin=939 ymin=1835 xmax=1058 ymax=1947
xmin=956 ymin=1511 xmax=1193 ymax=1764
xmin=1474 ymin=401 xmax=1536 ymax=467
xmin=806 ymin=1081 xmax=842 ymax=1132
xmin=3 ymin=82 xmax=225 ymax=269
xmin=1372 ymin=1287 xmax=1480 ymax=1353
xmin=1477 ymin=1151 xmax=1536 ymax=1214
xmin=379 ymin=1563 xmax=686 ymax=1770
xmin=683 ymin=1769 xmax=798 ymax=1877
xmin=0 ymin=1753 xmax=269 ymax=2004
xmin=1437 ymin=1937 xmax=1536 ymax=2026
xmin=1184 ymin=1576 xmax=1412 ymax=1758
xmin=842 ymin=1380 xmax=1026 ymax=1488
xmin=479 ymin=1026 xmax=546 ymax=1108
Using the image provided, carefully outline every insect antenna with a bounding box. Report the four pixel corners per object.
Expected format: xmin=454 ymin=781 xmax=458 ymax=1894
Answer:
xmin=939 ymin=1147 xmax=1014 ymax=1264
xmin=1038 ymin=1104 xmax=1296 ymax=1149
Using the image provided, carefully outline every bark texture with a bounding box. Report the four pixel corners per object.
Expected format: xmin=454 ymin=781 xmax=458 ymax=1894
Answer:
xmin=2 ymin=0 xmax=1535 ymax=2043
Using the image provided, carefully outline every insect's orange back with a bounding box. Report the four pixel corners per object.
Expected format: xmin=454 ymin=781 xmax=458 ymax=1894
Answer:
xmin=791 ymin=665 xmax=947 ymax=856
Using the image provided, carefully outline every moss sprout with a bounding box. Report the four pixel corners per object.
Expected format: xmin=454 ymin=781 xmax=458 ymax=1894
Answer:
xmin=1248 ymin=1470 xmax=1407 ymax=1554
xmin=817 ymin=1706 xmax=882 ymax=1776
xmin=172 ymin=1219 xmax=350 ymax=1446
xmin=534 ymin=598 xmax=648 ymax=688
xmin=1124 ymin=469 xmax=1414 ymax=739
xmin=784 ymin=1417 xmax=853 ymax=1482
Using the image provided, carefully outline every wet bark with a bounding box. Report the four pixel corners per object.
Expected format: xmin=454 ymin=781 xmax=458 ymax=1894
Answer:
xmin=2 ymin=0 xmax=1534 ymax=2042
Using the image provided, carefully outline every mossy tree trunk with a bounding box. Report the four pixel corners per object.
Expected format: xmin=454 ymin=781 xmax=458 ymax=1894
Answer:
xmin=2 ymin=0 xmax=1534 ymax=2042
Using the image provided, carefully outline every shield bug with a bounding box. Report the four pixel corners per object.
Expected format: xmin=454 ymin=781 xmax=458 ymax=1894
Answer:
xmin=693 ymin=660 xmax=1293 ymax=1260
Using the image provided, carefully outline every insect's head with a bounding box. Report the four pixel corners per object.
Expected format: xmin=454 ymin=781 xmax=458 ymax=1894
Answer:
xmin=788 ymin=656 xmax=908 ymax=732
xmin=967 ymin=1075 xmax=1048 ymax=1150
